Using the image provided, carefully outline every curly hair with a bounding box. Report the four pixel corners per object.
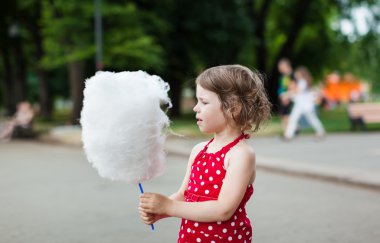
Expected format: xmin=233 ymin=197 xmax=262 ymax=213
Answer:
xmin=195 ymin=65 xmax=272 ymax=132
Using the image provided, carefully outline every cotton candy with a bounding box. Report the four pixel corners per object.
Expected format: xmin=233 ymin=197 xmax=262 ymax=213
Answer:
xmin=80 ymin=71 xmax=171 ymax=183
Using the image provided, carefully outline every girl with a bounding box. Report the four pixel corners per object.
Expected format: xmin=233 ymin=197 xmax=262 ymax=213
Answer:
xmin=284 ymin=66 xmax=325 ymax=140
xmin=139 ymin=65 xmax=271 ymax=242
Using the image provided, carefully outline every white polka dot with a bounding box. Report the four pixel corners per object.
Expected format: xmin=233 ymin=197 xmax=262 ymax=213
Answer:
xmin=200 ymin=175 xmax=203 ymax=179
xmin=216 ymin=157 xmax=220 ymax=161
xmin=212 ymin=162 xmax=215 ymax=167
xmin=185 ymin=220 xmax=188 ymax=224
xmin=234 ymin=230 xmax=237 ymax=235
xmin=197 ymin=167 xmax=200 ymax=171
xmin=181 ymin=234 xmax=184 ymax=238
xmin=205 ymin=169 xmax=208 ymax=173
xmin=211 ymin=241 xmax=215 ymax=243
xmin=203 ymin=162 xmax=206 ymax=166
xmin=194 ymin=181 xmax=197 ymax=185
xmin=181 ymin=226 xmax=183 ymax=230
xmin=216 ymin=170 xmax=221 ymax=175
xmin=238 ymin=235 xmax=242 ymax=239
xmin=246 ymin=231 xmax=250 ymax=235
xmin=234 ymin=215 xmax=237 ymax=220
xmin=221 ymin=154 xmax=224 ymax=157
xmin=192 ymin=230 xmax=195 ymax=233
xmin=187 ymin=228 xmax=191 ymax=233
xmin=201 ymin=181 xmax=205 ymax=186
xmin=194 ymin=222 xmax=199 ymax=227
xmin=196 ymin=238 xmax=201 ymax=242
xmin=240 ymin=222 xmax=244 ymax=226
xmin=228 ymin=236 xmax=233 ymax=241
xmin=205 ymin=190 xmax=209 ymax=194
xmin=192 ymin=173 xmax=194 ymax=177
xmin=231 ymin=222 xmax=235 ymax=226
xmin=204 ymin=234 xmax=209 ymax=237
xmin=214 ymin=184 xmax=218 ymax=189
xmin=209 ymin=177 xmax=213 ymax=181
xmin=223 ymin=228 xmax=227 ymax=233
xmin=208 ymin=226 xmax=213 ymax=230
xmin=217 ymin=221 xmax=221 ymax=225
xmin=195 ymin=188 xmax=198 ymax=192
xmin=239 ymin=208 xmax=242 ymax=212
xmin=188 ymin=186 xmax=191 ymax=190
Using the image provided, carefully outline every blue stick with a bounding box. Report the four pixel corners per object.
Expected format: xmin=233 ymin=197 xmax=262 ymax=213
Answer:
xmin=139 ymin=182 xmax=155 ymax=230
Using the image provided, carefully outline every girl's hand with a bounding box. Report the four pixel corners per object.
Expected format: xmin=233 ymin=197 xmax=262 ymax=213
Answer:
xmin=138 ymin=209 xmax=165 ymax=225
xmin=139 ymin=193 xmax=172 ymax=215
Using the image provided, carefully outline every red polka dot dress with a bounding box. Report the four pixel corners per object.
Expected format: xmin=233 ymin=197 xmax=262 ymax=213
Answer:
xmin=178 ymin=133 xmax=254 ymax=243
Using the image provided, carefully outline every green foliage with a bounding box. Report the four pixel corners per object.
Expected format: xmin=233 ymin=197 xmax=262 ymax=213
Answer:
xmin=102 ymin=2 xmax=165 ymax=72
xmin=40 ymin=0 xmax=95 ymax=69
xmin=2 ymin=0 xmax=380 ymax=119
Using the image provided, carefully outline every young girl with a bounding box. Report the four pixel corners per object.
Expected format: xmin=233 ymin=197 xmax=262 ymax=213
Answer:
xmin=139 ymin=65 xmax=271 ymax=242
xmin=284 ymin=66 xmax=325 ymax=140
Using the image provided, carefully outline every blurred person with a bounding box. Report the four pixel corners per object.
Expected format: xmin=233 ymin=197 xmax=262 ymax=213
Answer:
xmin=0 ymin=101 xmax=35 ymax=142
xmin=277 ymin=58 xmax=296 ymax=134
xmin=322 ymin=72 xmax=341 ymax=110
xmin=284 ymin=67 xmax=325 ymax=140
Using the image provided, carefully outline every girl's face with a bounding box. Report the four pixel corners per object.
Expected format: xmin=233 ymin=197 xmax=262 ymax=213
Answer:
xmin=193 ymin=84 xmax=228 ymax=134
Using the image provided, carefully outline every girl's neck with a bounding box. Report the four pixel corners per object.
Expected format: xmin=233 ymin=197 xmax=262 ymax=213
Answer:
xmin=211 ymin=127 xmax=242 ymax=149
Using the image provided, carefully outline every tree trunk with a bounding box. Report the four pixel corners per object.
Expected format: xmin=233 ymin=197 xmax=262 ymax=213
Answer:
xmin=12 ymin=36 xmax=27 ymax=104
xmin=30 ymin=0 xmax=52 ymax=119
xmin=246 ymin=0 xmax=273 ymax=72
xmin=68 ymin=60 xmax=85 ymax=125
xmin=1 ymin=45 xmax=15 ymax=115
xmin=267 ymin=0 xmax=313 ymax=109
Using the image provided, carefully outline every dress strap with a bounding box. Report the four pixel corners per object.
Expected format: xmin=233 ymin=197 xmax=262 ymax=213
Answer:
xmin=220 ymin=133 xmax=249 ymax=154
xmin=201 ymin=137 xmax=214 ymax=152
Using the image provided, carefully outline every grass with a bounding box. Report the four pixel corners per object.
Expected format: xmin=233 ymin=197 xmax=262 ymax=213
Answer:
xmin=170 ymin=106 xmax=380 ymax=137
xmin=32 ymin=105 xmax=380 ymax=138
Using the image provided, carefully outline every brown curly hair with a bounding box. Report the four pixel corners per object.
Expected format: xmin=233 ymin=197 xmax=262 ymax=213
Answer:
xmin=196 ymin=65 xmax=272 ymax=132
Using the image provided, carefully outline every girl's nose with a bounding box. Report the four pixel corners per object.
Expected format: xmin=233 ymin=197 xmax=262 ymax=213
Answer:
xmin=193 ymin=103 xmax=198 ymax=112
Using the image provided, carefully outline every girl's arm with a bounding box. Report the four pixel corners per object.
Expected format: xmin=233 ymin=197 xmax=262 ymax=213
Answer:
xmin=140 ymin=146 xmax=255 ymax=222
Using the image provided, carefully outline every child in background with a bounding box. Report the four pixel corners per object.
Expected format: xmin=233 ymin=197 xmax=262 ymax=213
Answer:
xmin=139 ymin=65 xmax=271 ymax=242
xmin=277 ymin=58 xmax=296 ymax=134
xmin=284 ymin=66 xmax=325 ymax=140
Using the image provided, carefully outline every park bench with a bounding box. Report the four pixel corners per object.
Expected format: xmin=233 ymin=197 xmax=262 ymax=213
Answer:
xmin=347 ymin=103 xmax=380 ymax=131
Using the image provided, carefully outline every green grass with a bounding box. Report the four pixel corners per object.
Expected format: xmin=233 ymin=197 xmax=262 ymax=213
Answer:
xmin=170 ymin=106 xmax=380 ymax=137
xmin=32 ymin=106 xmax=380 ymax=138
xmin=34 ymin=109 xmax=72 ymax=134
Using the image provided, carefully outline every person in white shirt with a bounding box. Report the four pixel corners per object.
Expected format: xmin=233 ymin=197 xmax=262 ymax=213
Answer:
xmin=284 ymin=66 xmax=325 ymax=140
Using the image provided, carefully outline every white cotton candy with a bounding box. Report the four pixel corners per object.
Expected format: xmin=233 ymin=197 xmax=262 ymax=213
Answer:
xmin=80 ymin=71 xmax=171 ymax=183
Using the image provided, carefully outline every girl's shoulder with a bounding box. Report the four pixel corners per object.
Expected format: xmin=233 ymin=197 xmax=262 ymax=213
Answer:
xmin=188 ymin=141 xmax=208 ymax=161
xmin=227 ymin=140 xmax=256 ymax=163
xmin=191 ymin=141 xmax=208 ymax=154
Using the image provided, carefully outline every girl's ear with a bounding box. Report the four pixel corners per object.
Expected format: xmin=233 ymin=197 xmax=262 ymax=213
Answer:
xmin=229 ymin=103 xmax=242 ymax=121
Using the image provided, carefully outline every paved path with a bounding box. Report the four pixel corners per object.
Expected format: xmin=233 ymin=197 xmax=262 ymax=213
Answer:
xmin=1 ymin=141 xmax=380 ymax=243
xmin=42 ymin=126 xmax=380 ymax=189
xmin=166 ymin=132 xmax=380 ymax=190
